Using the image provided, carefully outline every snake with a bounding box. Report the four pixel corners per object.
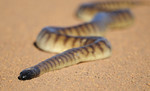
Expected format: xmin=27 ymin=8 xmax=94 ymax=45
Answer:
xmin=18 ymin=1 xmax=148 ymax=80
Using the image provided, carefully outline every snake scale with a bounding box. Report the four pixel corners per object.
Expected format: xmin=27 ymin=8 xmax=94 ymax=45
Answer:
xmin=18 ymin=1 xmax=148 ymax=80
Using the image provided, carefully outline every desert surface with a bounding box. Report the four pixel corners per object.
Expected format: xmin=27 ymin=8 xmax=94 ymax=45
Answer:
xmin=0 ymin=0 xmax=150 ymax=91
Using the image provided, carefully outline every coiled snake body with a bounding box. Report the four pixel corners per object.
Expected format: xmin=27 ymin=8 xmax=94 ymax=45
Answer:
xmin=18 ymin=1 xmax=148 ymax=80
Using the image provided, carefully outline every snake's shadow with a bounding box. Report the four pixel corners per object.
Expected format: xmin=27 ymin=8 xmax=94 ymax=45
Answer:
xmin=33 ymin=42 xmax=45 ymax=52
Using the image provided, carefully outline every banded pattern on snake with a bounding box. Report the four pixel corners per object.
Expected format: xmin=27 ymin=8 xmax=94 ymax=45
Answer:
xmin=18 ymin=1 xmax=148 ymax=80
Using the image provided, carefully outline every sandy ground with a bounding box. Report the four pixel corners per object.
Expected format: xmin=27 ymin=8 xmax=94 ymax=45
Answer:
xmin=0 ymin=0 xmax=150 ymax=91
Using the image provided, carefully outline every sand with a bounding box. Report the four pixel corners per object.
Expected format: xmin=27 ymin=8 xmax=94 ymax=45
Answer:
xmin=0 ymin=0 xmax=150 ymax=91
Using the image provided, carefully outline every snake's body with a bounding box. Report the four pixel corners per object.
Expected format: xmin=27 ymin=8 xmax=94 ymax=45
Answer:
xmin=18 ymin=1 xmax=148 ymax=80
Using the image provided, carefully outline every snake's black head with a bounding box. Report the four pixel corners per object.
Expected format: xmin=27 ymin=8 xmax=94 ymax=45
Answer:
xmin=18 ymin=67 xmax=40 ymax=80
xmin=18 ymin=69 xmax=35 ymax=80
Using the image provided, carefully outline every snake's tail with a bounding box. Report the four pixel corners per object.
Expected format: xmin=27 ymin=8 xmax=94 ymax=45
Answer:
xmin=76 ymin=0 xmax=148 ymax=21
xmin=92 ymin=9 xmax=134 ymax=29
xmin=18 ymin=37 xmax=111 ymax=80
xmin=107 ymin=9 xmax=134 ymax=29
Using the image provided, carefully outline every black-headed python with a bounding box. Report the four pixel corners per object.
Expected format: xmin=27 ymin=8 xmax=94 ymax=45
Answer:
xmin=18 ymin=1 xmax=149 ymax=80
